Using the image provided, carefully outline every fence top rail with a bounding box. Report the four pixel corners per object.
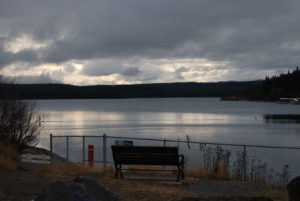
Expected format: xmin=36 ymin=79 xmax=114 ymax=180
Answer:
xmin=50 ymin=134 xmax=300 ymax=150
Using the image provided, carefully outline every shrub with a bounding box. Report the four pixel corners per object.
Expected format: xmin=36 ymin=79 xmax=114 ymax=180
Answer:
xmin=202 ymin=146 xmax=231 ymax=179
xmin=0 ymin=75 xmax=40 ymax=150
xmin=0 ymin=99 xmax=40 ymax=150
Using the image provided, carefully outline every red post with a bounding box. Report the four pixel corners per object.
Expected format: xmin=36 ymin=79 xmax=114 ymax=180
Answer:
xmin=88 ymin=145 xmax=94 ymax=168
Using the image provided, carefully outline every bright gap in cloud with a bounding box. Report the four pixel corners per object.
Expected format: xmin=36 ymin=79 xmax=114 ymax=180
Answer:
xmin=4 ymin=34 xmax=52 ymax=53
xmin=1 ymin=58 xmax=279 ymax=85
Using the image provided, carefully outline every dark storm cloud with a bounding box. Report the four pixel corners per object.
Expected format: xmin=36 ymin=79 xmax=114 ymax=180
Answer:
xmin=1 ymin=0 xmax=300 ymax=73
xmin=63 ymin=64 xmax=76 ymax=73
xmin=81 ymin=60 xmax=124 ymax=76
xmin=0 ymin=44 xmax=39 ymax=68
xmin=175 ymin=67 xmax=189 ymax=73
xmin=175 ymin=66 xmax=189 ymax=79
xmin=121 ymin=67 xmax=141 ymax=77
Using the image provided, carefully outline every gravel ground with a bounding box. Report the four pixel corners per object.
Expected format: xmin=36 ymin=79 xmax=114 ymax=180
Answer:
xmin=98 ymin=173 xmax=285 ymax=201
xmin=107 ymin=173 xmax=268 ymax=197
xmin=183 ymin=178 xmax=267 ymax=196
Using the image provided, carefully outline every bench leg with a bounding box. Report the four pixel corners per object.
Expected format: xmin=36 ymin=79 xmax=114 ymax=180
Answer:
xmin=177 ymin=164 xmax=185 ymax=181
xmin=114 ymin=163 xmax=119 ymax=178
xmin=119 ymin=164 xmax=124 ymax=179
xmin=179 ymin=154 xmax=185 ymax=181
xmin=177 ymin=165 xmax=181 ymax=182
xmin=181 ymin=164 xmax=184 ymax=180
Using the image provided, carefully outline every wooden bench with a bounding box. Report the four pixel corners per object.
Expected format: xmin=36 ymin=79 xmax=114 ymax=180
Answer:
xmin=111 ymin=145 xmax=184 ymax=181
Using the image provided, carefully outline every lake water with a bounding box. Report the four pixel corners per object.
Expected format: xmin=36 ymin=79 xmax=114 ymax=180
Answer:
xmin=36 ymin=98 xmax=300 ymax=178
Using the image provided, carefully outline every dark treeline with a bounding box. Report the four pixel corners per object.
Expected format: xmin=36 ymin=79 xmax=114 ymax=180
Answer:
xmin=0 ymin=81 xmax=262 ymax=99
xmin=249 ymin=67 xmax=300 ymax=101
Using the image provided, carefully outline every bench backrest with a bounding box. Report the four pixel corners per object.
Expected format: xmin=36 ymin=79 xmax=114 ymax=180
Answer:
xmin=111 ymin=145 xmax=180 ymax=166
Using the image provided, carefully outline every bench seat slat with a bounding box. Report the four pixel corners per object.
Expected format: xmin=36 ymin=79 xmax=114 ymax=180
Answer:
xmin=115 ymin=159 xmax=179 ymax=165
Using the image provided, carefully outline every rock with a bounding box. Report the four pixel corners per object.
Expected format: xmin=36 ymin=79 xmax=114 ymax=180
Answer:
xmin=287 ymin=176 xmax=300 ymax=201
xmin=20 ymin=146 xmax=73 ymax=171
xmin=178 ymin=196 xmax=273 ymax=201
xmin=35 ymin=176 xmax=121 ymax=201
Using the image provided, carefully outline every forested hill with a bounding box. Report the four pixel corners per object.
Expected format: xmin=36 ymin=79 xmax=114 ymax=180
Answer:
xmin=249 ymin=67 xmax=300 ymax=101
xmin=0 ymin=81 xmax=262 ymax=99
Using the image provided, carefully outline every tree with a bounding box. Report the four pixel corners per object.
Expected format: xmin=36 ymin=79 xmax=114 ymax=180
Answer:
xmin=0 ymin=75 xmax=40 ymax=150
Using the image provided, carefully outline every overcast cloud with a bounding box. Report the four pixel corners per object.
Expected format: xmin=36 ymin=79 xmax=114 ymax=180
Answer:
xmin=1 ymin=0 xmax=299 ymax=85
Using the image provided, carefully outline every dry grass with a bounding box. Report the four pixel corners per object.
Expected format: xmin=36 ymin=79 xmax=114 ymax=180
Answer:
xmin=124 ymin=164 xmax=217 ymax=179
xmin=0 ymin=156 xmax=18 ymax=171
xmin=262 ymin=186 xmax=288 ymax=201
xmin=0 ymin=142 xmax=19 ymax=171
xmin=185 ymin=163 xmax=231 ymax=180
xmin=33 ymin=163 xmax=277 ymax=201
xmin=111 ymin=163 xmax=231 ymax=181
xmin=182 ymin=177 xmax=199 ymax=186
xmin=33 ymin=163 xmax=280 ymax=201
xmin=35 ymin=163 xmax=104 ymax=176
xmin=185 ymin=163 xmax=208 ymax=178
xmin=212 ymin=162 xmax=231 ymax=179
xmin=100 ymin=174 xmax=197 ymax=201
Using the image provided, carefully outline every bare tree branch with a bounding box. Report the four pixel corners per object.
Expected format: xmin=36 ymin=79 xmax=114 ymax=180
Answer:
xmin=0 ymin=75 xmax=40 ymax=150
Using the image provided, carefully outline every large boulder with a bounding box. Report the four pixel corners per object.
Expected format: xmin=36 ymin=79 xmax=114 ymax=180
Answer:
xmin=35 ymin=176 xmax=120 ymax=201
xmin=287 ymin=176 xmax=300 ymax=201
xmin=178 ymin=196 xmax=273 ymax=201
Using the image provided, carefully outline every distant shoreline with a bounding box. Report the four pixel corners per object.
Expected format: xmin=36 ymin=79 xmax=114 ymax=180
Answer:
xmin=0 ymin=81 xmax=262 ymax=100
xmin=220 ymin=96 xmax=270 ymax=102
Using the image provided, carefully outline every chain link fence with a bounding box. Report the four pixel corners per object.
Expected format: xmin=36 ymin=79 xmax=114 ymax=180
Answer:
xmin=50 ymin=134 xmax=300 ymax=185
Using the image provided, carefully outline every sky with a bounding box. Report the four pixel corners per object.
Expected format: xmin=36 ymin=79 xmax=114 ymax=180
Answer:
xmin=0 ymin=0 xmax=300 ymax=85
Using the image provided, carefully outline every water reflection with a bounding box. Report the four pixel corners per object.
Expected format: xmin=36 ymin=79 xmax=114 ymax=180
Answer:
xmin=37 ymin=98 xmax=300 ymax=178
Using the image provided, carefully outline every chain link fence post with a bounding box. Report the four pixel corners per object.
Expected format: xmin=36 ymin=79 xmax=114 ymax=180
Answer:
xmin=50 ymin=133 xmax=53 ymax=166
xmin=82 ymin=136 xmax=85 ymax=164
xmin=66 ymin=136 xmax=69 ymax=160
xmin=243 ymin=145 xmax=247 ymax=181
xmin=103 ymin=134 xmax=107 ymax=170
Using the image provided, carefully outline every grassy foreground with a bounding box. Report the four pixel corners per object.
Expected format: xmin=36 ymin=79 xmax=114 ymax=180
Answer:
xmin=0 ymin=142 xmax=288 ymax=201
xmin=37 ymin=163 xmax=288 ymax=201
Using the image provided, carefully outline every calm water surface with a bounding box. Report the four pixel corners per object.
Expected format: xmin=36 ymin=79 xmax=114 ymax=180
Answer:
xmin=36 ymin=98 xmax=300 ymax=176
